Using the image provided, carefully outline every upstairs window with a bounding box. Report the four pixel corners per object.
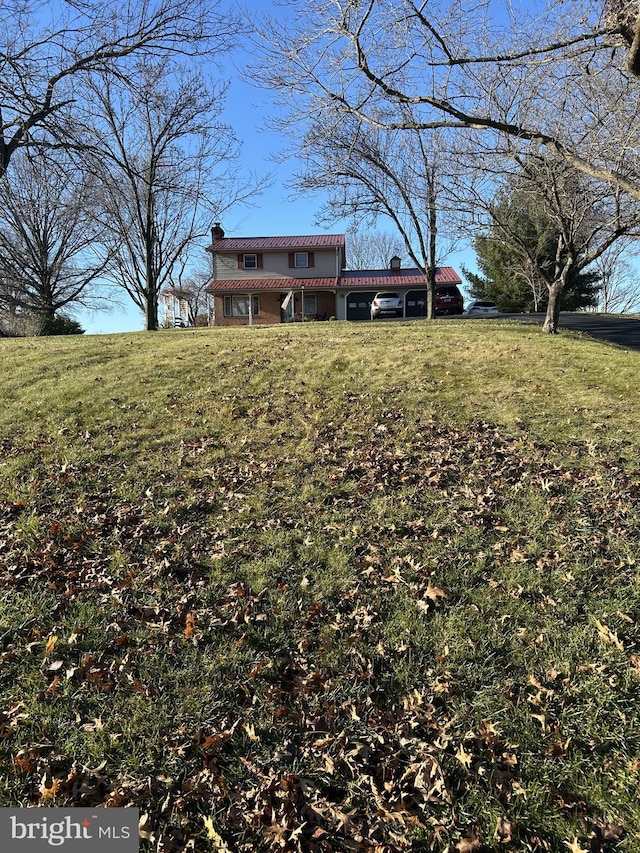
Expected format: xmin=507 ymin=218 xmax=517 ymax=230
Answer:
xmin=237 ymin=253 xmax=263 ymax=269
xmin=288 ymin=252 xmax=315 ymax=268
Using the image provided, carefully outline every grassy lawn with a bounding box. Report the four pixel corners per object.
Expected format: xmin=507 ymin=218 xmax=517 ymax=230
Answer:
xmin=1 ymin=319 xmax=639 ymax=852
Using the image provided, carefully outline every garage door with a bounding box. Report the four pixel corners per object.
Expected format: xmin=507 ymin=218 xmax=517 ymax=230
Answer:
xmin=405 ymin=289 xmax=427 ymax=317
xmin=346 ymin=291 xmax=377 ymax=321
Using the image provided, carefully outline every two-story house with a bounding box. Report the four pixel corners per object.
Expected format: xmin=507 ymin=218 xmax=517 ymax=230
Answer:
xmin=204 ymin=225 xmax=345 ymax=326
xmin=167 ymin=224 xmax=463 ymax=327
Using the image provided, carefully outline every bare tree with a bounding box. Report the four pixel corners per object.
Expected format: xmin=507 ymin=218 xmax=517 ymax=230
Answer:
xmin=592 ymin=244 xmax=640 ymax=312
xmin=161 ymin=271 xmax=211 ymax=328
xmin=345 ymin=227 xmax=404 ymax=270
xmin=512 ymin=261 xmax=547 ymax=314
xmin=460 ymin=147 xmax=640 ymax=329
xmin=0 ymin=0 xmax=236 ymax=177
xmin=0 ymin=152 xmax=109 ymax=328
xmin=86 ymin=60 xmax=258 ymax=331
xmin=251 ymin=0 xmax=640 ymax=330
xmin=288 ymin=110 xmax=457 ymax=317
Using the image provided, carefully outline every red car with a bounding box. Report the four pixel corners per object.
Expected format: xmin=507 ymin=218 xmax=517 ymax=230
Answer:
xmin=435 ymin=285 xmax=464 ymax=315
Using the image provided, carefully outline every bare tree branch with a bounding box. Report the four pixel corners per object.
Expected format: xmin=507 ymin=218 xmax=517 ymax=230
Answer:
xmin=0 ymin=0 xmax=238 ymax=176
xmin=250 ymin=0 xmax=640 ymax=202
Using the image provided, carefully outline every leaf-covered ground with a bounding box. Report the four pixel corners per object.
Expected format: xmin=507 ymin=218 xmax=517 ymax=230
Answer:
xmin=1 ymin=323 xmax=639 ymax=852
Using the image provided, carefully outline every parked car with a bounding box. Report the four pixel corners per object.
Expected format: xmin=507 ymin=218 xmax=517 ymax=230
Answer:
xmin=370 ymin=291 xmax=403 ymax=319
xmin=464 ymin=300 xmax=500 ymax=316
xmin=435 ymin=285 xmax=464 ymax=315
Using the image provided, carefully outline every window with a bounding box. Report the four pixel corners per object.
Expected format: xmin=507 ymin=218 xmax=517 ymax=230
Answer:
xmin=288 ymin=251 xmax=314 ymax=268
xmin=303 ymin=293 xmax=317 ymax=316
xmin=237 ymin=253 xmax=263 ymax=269
xmin=223 ymin=295 xmax=260 ymax=317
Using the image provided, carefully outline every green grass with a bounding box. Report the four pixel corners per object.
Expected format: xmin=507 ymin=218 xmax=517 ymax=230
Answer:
xmin=1 ymin=319 xmax=640 ymax=852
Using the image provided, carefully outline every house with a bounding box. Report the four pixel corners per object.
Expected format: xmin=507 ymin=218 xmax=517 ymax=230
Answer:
xmin=203 ymin=225 xmax=345 ymax=326
xmin=161 ymin=277 xmax=210 ymax=328
xmin=164 ymin=224 xmax=463 ymax=327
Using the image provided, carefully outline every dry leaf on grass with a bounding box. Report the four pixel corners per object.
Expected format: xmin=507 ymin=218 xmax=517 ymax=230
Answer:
xmin=455 ymin=829 xmax=483 ymax=852
xmin=594 ymin=619 xmax=624 ymax=651
xmin=202 ymin=816 xmax=232 ymax=852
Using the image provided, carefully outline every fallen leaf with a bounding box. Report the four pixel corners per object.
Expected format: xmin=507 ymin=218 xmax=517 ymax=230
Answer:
xmin=494 ymin=816 xmax=513 ymax=843
xmin=184 ymin=612 xmax=196 ymax=639
xmin=455 ymin=744 xmax=473 ymax=771
xmin=594 ymin=619 xmax=624 ymax=651
xmin=530 ymin=711 xmax=547 ymax=732
xmin=564 ymin=837 xmax=588 ymax=853
xmin=14 ymin=755 xmax=37 ymax=774
xmin=244 ymin=722 xmax=260 ymax=742
xmin=202 ymin=816 xmax=232 ymax=852
xmin=425 ymin=580 xmax=447 ymax=602
xmin=39 ymin=777 xmax=61 ymax=800
xmin=455 ymin=829 xmax=482 ymax=852
xmin=46 ymin=676 xmax=61 ymax=696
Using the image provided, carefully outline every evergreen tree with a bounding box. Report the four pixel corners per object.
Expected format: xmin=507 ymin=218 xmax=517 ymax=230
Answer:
xmin=464 ymin=185 xmax=600 ymax=313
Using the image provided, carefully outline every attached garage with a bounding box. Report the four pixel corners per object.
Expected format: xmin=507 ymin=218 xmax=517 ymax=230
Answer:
xmin=346 ymin=291 xmax=377 ymax=321
xmin=339 ymin=269 xmax=445 ymax=322
xmin=405 ymin=289 xmax=427 ymax=317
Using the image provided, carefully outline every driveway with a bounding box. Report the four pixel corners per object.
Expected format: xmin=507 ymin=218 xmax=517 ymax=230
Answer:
xmin=472 ymin=312 xmax=640 ymax=352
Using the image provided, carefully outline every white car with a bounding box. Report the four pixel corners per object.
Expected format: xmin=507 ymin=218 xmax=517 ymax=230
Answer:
xmin=370 ymin=292 xmax=403 ymax=319
xmin=464 ymin=300 xmax=500 ymax=316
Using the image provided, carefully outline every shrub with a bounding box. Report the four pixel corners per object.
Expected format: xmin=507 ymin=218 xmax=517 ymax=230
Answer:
xmin=40 ymin=314 xmax=85 ymax=336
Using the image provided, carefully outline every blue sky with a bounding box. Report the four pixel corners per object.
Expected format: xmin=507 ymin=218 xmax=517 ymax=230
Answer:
xmin=77 ymin=3 xmax=477 ymax=335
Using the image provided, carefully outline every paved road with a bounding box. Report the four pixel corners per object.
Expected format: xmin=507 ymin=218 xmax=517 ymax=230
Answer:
xmin=477 ymin=312 xmax=640 ymax=352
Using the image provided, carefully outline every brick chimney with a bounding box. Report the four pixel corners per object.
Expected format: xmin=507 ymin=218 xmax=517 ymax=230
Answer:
xmin=211 ymin=222 xmax=225 ymax=241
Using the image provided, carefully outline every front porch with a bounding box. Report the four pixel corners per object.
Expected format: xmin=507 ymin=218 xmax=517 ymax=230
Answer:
xmin=206 ymin=288 xmax=336 ymax=327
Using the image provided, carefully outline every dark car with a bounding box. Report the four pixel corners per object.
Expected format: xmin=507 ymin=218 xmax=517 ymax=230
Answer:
xmin=435 ymin=285 xmax=464 ymax=315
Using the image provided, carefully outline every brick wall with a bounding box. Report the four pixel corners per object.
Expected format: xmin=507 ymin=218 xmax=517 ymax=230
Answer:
xmin=212 ymin=292 xmax=282 ymax=326
xmin=212 ymin=291 xmax=337 ymax=326
xmin=315 ymin=291 xmax=336 ymax=319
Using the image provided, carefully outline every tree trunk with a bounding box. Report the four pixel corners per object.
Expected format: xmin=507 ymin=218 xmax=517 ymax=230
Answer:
xmin=542 ymin=281 xmax=563 ymax=333
xmin=426 ymin=170 xmax=437 ymax=320
xmin=426 ymin=267 xmax=435 ymax=320
xmin=146 ymin=290 xmax=159 ymax=331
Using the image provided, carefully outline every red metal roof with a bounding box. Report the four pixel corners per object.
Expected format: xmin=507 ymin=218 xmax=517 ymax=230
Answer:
xmin=210 ymin=234 xmax=346 ymax=252
xmin=206 ymin=277 xmax=339 ymax=293
xmin=205 ymin=267 xmax=461 ymax=293
xmin=340 ymin=267 xmax=461 ymax=287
